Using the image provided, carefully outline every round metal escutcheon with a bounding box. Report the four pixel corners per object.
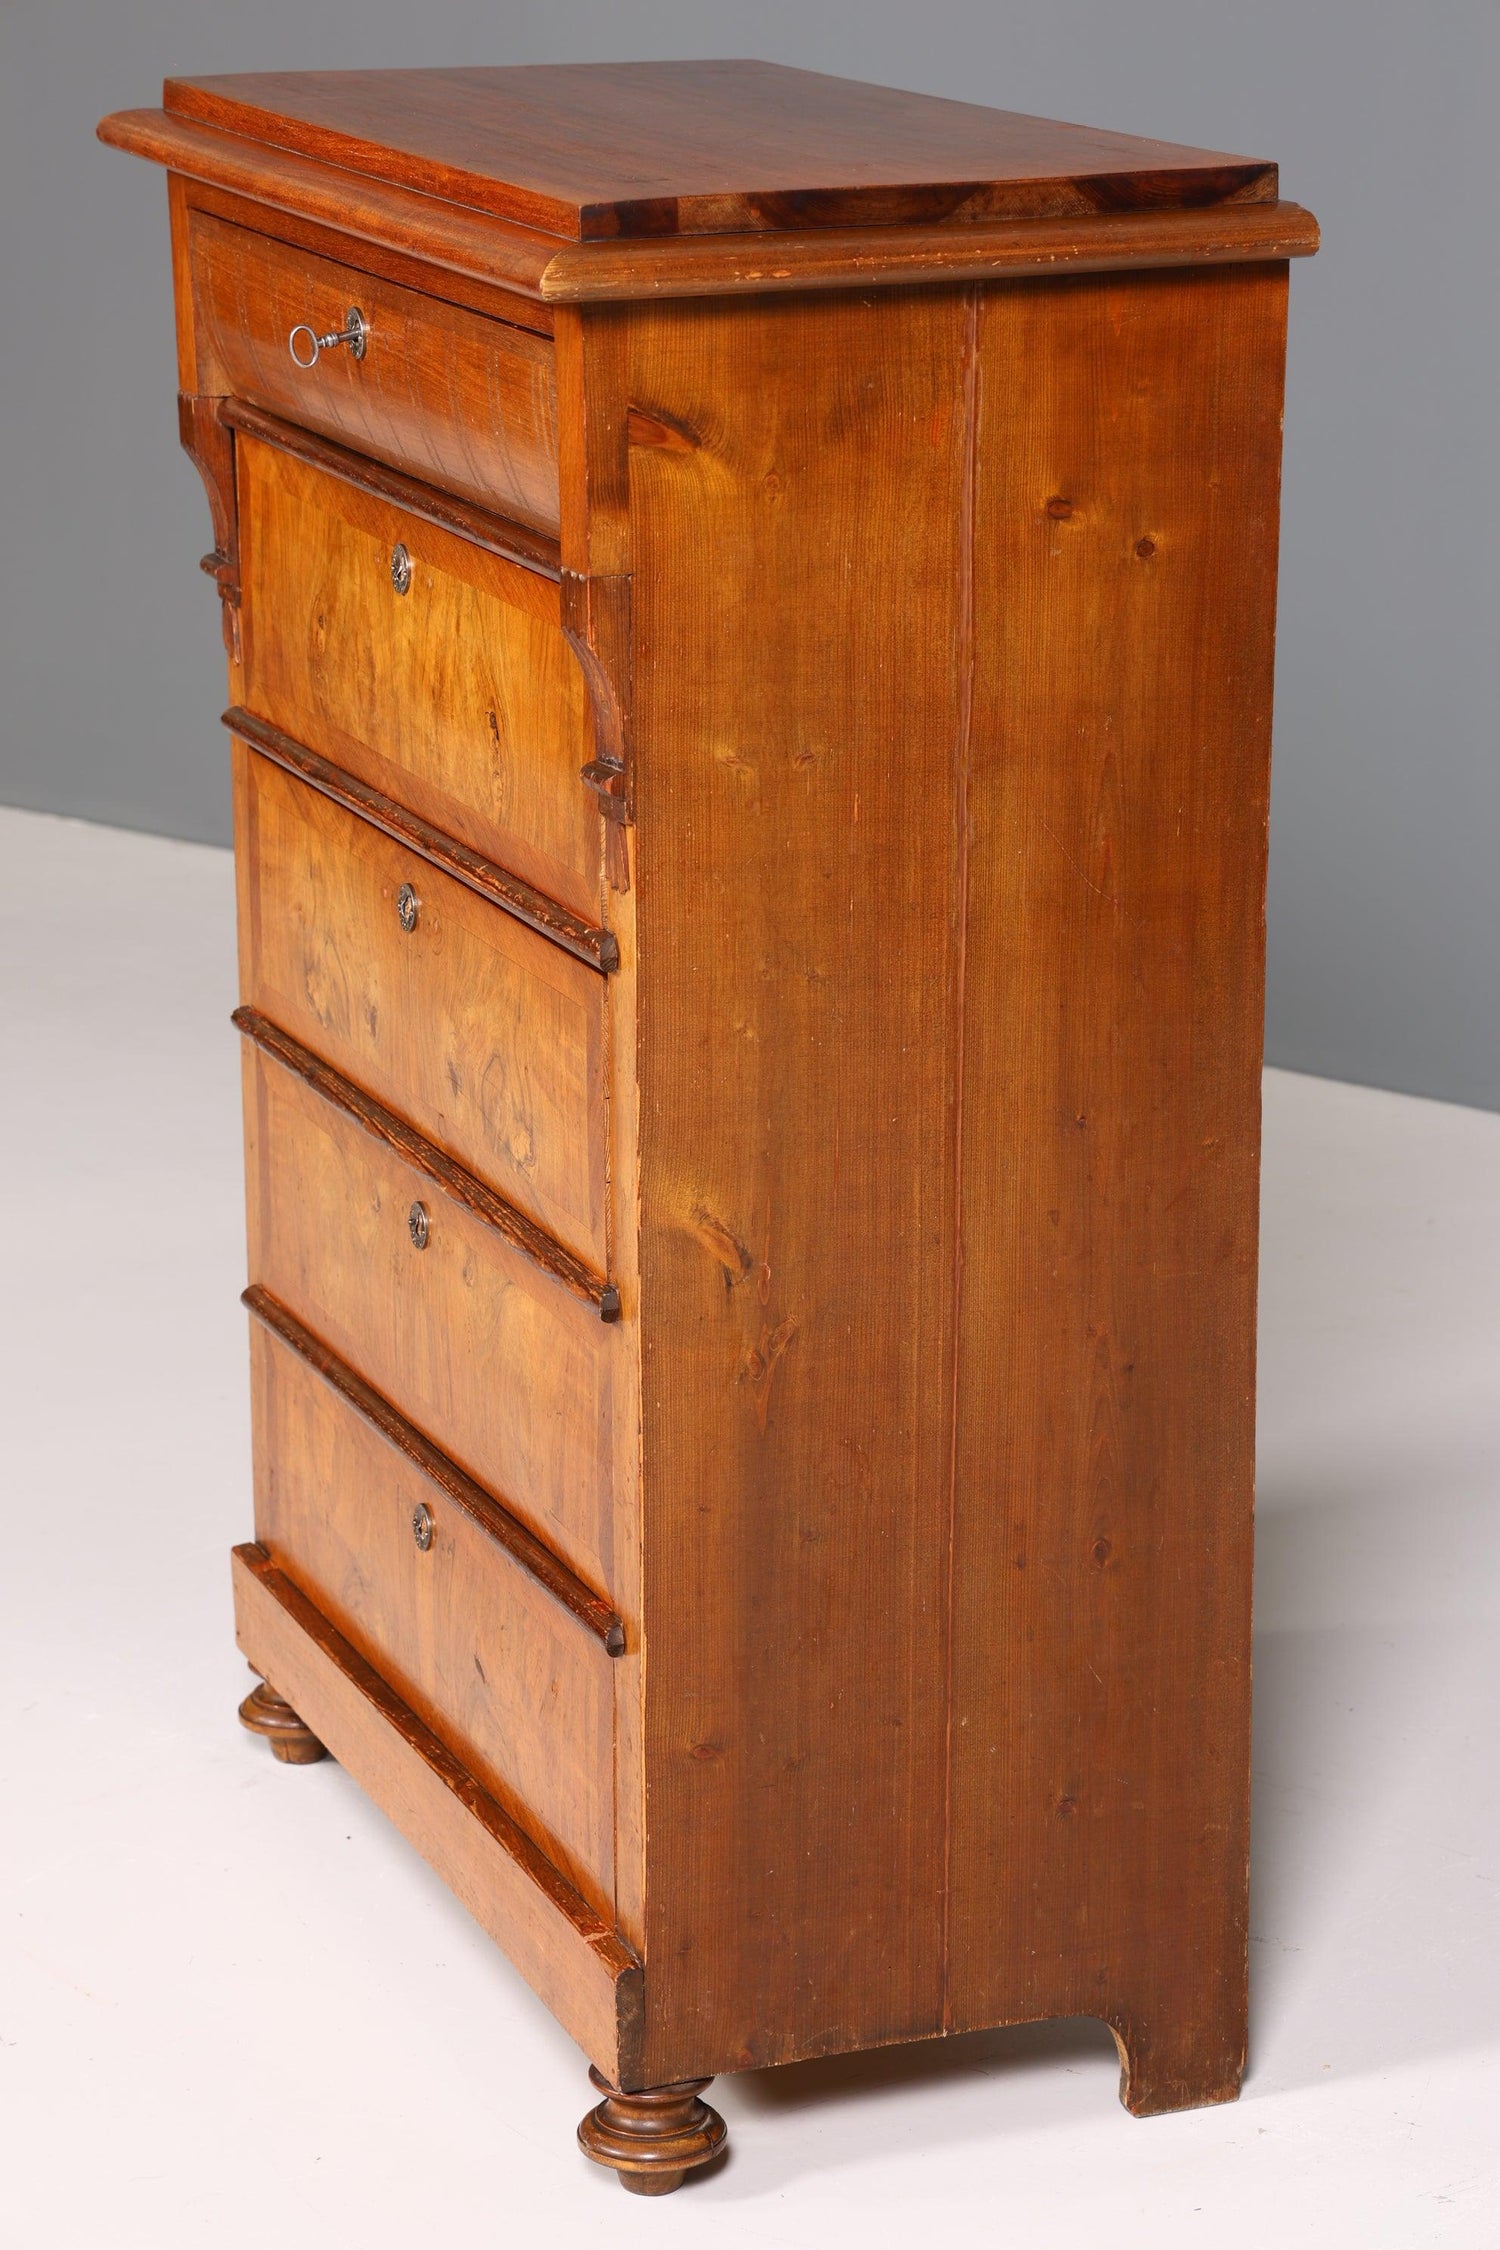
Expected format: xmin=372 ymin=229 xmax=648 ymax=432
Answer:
xmin=412 ymin=1502 xmax=435 ymax=1552
xmin=407 ymin=1200 xmax=430 ymax=1250
xmin=396 ymin=881 xmax=419 ymax=933
xmin=390 ymin=542 xmax=413 ymax=595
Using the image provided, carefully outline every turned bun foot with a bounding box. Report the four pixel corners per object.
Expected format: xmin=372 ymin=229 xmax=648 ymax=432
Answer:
xmin=238 ymin=1676 xmax=328 ymax=1764
xmin=577 ymin=2065 xmax=726 ymax=2193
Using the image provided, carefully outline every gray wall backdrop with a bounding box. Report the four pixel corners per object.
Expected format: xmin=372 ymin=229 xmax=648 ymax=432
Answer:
xmin=4 ymin=1 xmax=1497 ymax=1107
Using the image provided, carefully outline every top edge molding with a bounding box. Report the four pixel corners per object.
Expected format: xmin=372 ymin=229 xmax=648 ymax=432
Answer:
xmin=99 ymin=107 xmax=1318 ymax=303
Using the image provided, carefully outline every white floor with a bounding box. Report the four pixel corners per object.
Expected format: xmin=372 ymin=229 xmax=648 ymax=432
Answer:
xmin=3 ymin=802 xmax=1497 ymax=2249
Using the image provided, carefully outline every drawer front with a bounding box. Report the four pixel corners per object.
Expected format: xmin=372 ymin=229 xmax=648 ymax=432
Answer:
xmin=235 ymin=744 xmax=608 ymax=1269
xmin=190 ymin=211 xmax=560 ymax=532
xmin=239 ymin=435 xmax=600 ymax=922
xmin=243 ymin=1038 xmax=617 ymax=1595
xmin=251 ymin=1320 xmax=615 ymax=1916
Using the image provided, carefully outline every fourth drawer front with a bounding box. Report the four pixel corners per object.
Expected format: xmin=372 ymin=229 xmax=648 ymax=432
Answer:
xmin=240 ymin=1030 xmax=620 ymax=1598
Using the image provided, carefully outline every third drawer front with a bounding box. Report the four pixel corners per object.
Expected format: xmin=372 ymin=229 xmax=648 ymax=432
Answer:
xmin=243 ymin=1034 xmax=618 ymax=1597
xmin=251 ymin=1317 xmax=616 ymax=1919
xmin=235 ymin=741 xmax=608 ymax=1270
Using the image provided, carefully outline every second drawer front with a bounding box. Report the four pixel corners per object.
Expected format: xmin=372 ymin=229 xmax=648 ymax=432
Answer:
xmin=239 ymin=437 xmax=601 ymax=923
xmin=243 ymin=1038 xmax=618 ymax=1596
xmin=235 ymin=744 xmax=608 ymax=1269
xmin=251 ymin=1320 xmax=615 ymax=1917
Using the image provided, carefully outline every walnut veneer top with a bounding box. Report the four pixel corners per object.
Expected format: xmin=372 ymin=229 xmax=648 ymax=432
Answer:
xmin=162 ymin=60 xmax=1277 ymax=240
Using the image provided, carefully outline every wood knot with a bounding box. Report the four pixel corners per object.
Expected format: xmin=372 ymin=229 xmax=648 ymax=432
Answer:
xmin=1045 ymin=495 xmax=1076 ymax=520
xmin=687 ymin=1203 xmax=752 ymax=1284
xmin=626 ymin=405 xmax=702 ymax=453
xmin=741 ymin=1316 xmax=799 ymax=1431
xmin=1135 ymin=535 xmax=1158 ymax=560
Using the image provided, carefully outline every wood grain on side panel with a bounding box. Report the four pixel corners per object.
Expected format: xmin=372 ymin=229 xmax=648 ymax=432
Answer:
xmin=233 ymin=743 xmax=609 ymax=1268
xmin=190 ymin=211 xmax=561 ymax=528
xmin=945 ymin=266 xmax=1287 ymax=2109
xmin=626 ymin=287 xmax=976 ymax=2081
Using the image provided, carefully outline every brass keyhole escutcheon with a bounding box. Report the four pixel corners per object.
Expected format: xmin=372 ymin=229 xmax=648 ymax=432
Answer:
xmin=396 ymin=881 xmax=419 ymax=933
xmin=412 ymin=1502 xmax=434 ymax=1552
xmin=407 ymin=1200 xmax=430 ymax=1250
xmin=390 ymin=542 xmax=413 ymax=595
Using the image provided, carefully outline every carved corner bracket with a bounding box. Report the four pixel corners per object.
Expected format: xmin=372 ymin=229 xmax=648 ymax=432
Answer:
xmin=178 ymin=392 xmax=241 ymax=662
xmin=561 ymin=569 xmax=633 ymax=891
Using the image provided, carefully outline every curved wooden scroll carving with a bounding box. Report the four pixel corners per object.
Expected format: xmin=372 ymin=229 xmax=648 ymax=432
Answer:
xmin=560 ymin=569 xmax=633 ymax=892
xmin=178 ymin=392 xmax=241 ymax=661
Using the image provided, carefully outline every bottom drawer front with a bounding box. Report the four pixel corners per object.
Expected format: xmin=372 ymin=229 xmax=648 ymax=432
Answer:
xmin=251 ymin=1321 xmax=615 ymax=1917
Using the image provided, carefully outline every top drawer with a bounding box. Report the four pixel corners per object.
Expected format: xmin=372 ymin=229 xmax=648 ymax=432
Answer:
xmin=189 ymin=213 xmax=560 ymax=535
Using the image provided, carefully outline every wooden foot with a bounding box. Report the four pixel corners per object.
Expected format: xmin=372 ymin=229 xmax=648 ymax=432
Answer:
xmin=238 ymin=1676 xmax=328 ymax=1764
xmin=577 ymin=2065 xmax=726 ymax=2193
xmin=1108 ymin=2015 xmax=1245 ymax=2117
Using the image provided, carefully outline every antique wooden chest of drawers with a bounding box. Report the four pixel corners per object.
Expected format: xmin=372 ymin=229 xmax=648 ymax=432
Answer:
xmin=101 ymin=62 xmax=1317 ymax=2192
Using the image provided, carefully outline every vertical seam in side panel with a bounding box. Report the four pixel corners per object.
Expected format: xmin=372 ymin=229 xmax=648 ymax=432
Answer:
xmin=940 ymin=286 xmax=981 ymax=2035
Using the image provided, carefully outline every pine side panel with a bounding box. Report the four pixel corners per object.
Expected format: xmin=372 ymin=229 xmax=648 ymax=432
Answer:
xmin=626 ymin=288 xmax=975 ymax=2081
xmin=946 ymin=265 xmax=1289 ymax=2111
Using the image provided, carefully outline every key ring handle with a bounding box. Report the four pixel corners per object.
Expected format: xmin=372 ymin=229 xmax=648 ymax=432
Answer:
xmin=288 ymin=307 xmax=369 ymax=368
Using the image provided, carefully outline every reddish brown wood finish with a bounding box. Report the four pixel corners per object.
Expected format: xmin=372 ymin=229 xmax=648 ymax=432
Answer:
xmin=577 ymin=2067 xmax=726 ymax=2194
xmin=225 ymin=708 xmax=615 ymax=971
xmin=235 ymin=1006 xmax=617 ymax=1313
xmin=944 ymin=266 xmax=1286 ymax=2111
xmin=98 ymin=108 xmax=1318 ymax=307
xmin=190 ymin=212 xmax=561 ymax=529
xmin=162 ymin=62 xmax=1276 ymax=239
xmin=238 ymin=1034 xmax=623 ymax=1594
xmin=231 ymin=1542 xmax=645 ymax=2077
xmin=103 ymin=60 xmax=1315 ymax=2182
xmin=233 ymin=743 xmax=610 ymax=1267
xmin=238 ymin=1675 xmax=327 ymax=1763
xmin=250 ymin=1315 xmax=619 ymax=1912
xmin=184 ymin=175 xmax=557 ymax=334
xmin=177 ymin=392 xmax=240 ymax=657
xmin=244 ymin=1284 xmax=623 ymax=1647
xmin=233 ymin=435 xmax=600 ymax=921
xmin=220 ymin=399 xmax=561 ymax=575
xmin=626 ymin=286 xmax=973 ymax=2079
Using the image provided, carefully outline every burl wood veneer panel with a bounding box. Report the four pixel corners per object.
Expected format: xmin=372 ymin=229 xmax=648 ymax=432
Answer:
xmin=251 ymin=1320 xmax=618 ymax=1915
xmin=243 ymin=1038 xmax=620 ymax=1595
xmin=233 ymin=742 xmax=609 ymax=1269
xmin=237 ymin=433 xmax=599 ymax=921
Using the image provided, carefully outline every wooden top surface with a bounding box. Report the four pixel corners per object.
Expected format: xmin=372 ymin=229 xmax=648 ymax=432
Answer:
xmin=161 ymin=61 xmax=1276 ymax=242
